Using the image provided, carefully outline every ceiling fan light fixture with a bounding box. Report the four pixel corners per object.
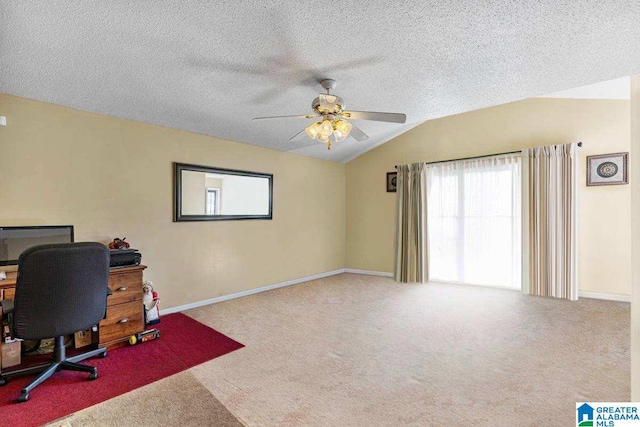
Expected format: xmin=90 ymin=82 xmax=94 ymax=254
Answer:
xmin=333 ymin=130 xmax=346 ymax=142
xmin=317 ymin=134 xmax=330 ymax=143
xmin=305 ymin=121 xmax=321 ymax=139
xmin=318 ymin=119 xmax=333 ymax=139
xmin=332 ymin=119 xmax=352 ymax=142
xmin=334 ymin=119 xmax=352 ymax=135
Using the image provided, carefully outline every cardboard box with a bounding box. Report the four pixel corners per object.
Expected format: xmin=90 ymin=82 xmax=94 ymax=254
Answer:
xmin=74 ymin=330 xmax=93 ymax=348
xmin=3 ymin=288 xmax=15 ymax=301
xmin=1 ymin=340 xmax=21 ymax=369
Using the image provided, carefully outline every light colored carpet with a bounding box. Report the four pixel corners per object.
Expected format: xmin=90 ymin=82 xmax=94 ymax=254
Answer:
xmin=184 ymin=273 xmax=629 ymax=427
xmin=46 ymin=371 xmax=245 ymax=427
xmin=48 ymin=273 xmax=628 ymax=426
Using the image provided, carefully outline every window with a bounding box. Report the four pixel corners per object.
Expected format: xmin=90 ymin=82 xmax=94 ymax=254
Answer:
xmin=205 ymin=188 xmax=220 ymax=215
xmin=427 ymin=155 xmax=521 ymax=289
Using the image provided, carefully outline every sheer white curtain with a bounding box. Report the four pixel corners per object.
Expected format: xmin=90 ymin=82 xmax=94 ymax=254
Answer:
xmin=427 ymin=155 xmax=521 ymax=289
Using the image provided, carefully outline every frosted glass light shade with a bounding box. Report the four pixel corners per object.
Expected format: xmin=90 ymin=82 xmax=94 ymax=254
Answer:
xmin=334 ymin=119 xmax=352 ymax=135
xmin=304 ymin=117 xmax=352 ymax=147
xmin=318 ymin=120 xmax=333 ymax=139
xmin=333 ymin=120 xmax=351 ymax=142
xmin=305 ymin=122 xmax=321 ymax=139
xmin=333 ymin=129 xmax=346 ymax=142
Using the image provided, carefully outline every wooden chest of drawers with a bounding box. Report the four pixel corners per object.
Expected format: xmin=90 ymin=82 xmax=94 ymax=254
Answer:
xmin=99 ymin=265 xmax=146 ymax=349
xmin=0 ymin=265 xmax=146 ymax=350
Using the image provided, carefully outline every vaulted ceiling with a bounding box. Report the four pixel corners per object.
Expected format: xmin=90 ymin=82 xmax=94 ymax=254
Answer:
xmin=1 ymin=1 xmax=640 ymax=162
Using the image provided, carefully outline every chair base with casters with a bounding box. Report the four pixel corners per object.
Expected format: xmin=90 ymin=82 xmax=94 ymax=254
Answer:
xmin=0 ymin=335 xmax=107 ymax=402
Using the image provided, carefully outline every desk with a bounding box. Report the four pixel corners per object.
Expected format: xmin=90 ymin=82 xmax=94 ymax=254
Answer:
xmin=0 ymin=265 xmax=146 ymax=349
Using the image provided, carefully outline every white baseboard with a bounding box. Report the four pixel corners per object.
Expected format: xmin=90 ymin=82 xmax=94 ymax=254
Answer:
xmin=160 ymin=268 xmax=346 ymax=315
xmin=343 ymin=270 xmax=631 ymax=302
xmin=578 ymin=291 xmax=631 ymax=303
xmin=160 ymin=268 xmax=630 ymax=315
xmin=344 ymin=269 xmax=393 ymax=277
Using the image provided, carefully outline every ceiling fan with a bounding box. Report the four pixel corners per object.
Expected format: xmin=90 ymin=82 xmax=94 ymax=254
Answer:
xmin=253 ymin=79 xmax=406 ymax=150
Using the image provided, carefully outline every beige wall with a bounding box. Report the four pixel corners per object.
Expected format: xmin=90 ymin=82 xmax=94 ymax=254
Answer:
xmin=0 ymin=93 xmax=629 ymax=307
xmin=0 ymin=93 xmax=346 ymax=309
xmin=630 ymin=75 xmax=640 ymax=399
xmin=346 ymin=98 xmax=631 ymax=295
xmin=182 ymin=170 xmax=206 ymax=215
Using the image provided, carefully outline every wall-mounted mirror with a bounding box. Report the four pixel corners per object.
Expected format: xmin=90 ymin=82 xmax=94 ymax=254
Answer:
xmin=174 ymin=163 xmax=273 ymax=222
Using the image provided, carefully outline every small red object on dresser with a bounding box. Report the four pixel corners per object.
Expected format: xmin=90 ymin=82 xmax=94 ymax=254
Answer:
xmin=108 ymin=237 xmax=130 ymax=250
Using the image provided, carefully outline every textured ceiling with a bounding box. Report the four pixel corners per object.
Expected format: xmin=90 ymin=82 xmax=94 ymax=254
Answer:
xmin=1 ymin=1 xmax=640 ymax=162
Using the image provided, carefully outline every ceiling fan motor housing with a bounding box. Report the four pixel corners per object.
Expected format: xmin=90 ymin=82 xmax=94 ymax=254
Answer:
xmin=312 ymin=95 xmax=346 ymax=115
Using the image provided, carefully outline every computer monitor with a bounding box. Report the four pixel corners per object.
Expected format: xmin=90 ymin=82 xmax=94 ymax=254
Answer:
xmin=0 ymin=225 xmax=74 ymax=266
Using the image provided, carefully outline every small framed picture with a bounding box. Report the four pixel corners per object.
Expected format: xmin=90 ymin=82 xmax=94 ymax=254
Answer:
xmin=387 ymin=172 xmax=397 ymax=192
xmin=587 ymin=152 xmax=628 ymax=186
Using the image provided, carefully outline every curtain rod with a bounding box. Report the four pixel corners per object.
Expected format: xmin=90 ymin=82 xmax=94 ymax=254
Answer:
xmin=394 ymin=142 xmax=582 ymax=169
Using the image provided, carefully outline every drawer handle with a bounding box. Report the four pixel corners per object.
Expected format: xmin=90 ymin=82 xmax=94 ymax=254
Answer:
xmin=116 ymin=286 xmax=128 ymax=291
xmin=117 ymin=318 xmax=129 ymax=324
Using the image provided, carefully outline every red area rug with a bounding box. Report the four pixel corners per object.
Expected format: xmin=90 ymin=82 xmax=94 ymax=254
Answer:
xmin=0 ymin=313 xmax=244 ymax=427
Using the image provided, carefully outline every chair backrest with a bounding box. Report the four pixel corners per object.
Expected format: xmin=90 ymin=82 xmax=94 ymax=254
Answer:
xmin=13 ymin=242 xmax=110 ymax=340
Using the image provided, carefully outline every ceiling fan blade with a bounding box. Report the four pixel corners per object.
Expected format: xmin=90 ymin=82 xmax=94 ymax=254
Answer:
xmin=342 ymin=110 xmax=406 ymax=124
xmin=253 ymin=114 xmax=317 ymax=121
xmin=349 ymin=123 xmax=369 ymax=142
xmin=319 ymin=94 xmax=339 ymax=112
xmin=289 ymin=128 xmax=309 ymax=141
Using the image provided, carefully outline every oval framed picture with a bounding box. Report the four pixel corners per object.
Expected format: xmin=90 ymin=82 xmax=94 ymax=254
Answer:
xmin=587 ymin=152 xmax=628 ymax=186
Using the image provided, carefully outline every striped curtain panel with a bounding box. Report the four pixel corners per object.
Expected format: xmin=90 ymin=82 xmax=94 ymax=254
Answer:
xmin=522 ymin=143 xmax=578 ymax=300
xmin=394 ymin=163 xmax=428 ymax=283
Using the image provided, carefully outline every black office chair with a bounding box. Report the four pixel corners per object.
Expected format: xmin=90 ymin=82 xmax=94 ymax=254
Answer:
xmin=0 ymin=242 xmax=110 ymax=402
